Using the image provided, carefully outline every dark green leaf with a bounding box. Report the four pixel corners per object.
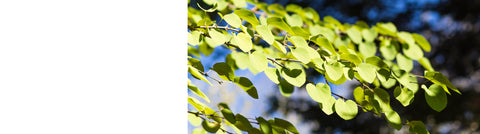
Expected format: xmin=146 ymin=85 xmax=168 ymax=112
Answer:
xmin=424 ymin=84 xmax=447 ymax=112
xmin=234 ymin=77 xmax=259 ymax=99
xmin=256 ymin=117 xmax=272 ymax=134
xmin=273 ymin=118 xmax=299 ymax=134
xmin=279 ymin=79 xmax=294 ymax=97
xmin=202 ymin=120 xmax=220 ymax=133
xmin=212 ymin=62 xmax=235 ymax=81
xmin=408 ymin=121 xmax=429 ymax=134
xmin=234 ymin=114 xmax=254 ymax=131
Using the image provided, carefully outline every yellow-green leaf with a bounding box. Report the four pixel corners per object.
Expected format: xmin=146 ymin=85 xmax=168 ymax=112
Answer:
xmin=403 ymin=43 xmax=423 ymax=60
xmin=357 ymin=63 xmax=377 ymax=83
xmin=267 ymin=17 xmax=293 ymax=34
xmin=234 ymin=32 xmax=253 ymax=52
xmin=224 ymin=13 xmax=242 ymax=28
xmin=188 ymin=31 xmax=202 ymax=46
xmin=265 ymin=67 xmax=281 ymax=84
xmin=306 ymin=83 xmax=331 ymax=103
xmin=248 ymin=51 xmax=268 ymax=74
xmin=394 ymin=86 xmax=414 ymax=107
xmin=396 ymin=54 xmax=413 ymax=72
xmin=188 ymin=79 xmax=211 ymax=103
xmin=234 ymin=9 xmax=260 ymax=26
xmin=334 ymin=99 xmax=358 ymax=120
xmin=412 ymin=33 xmax=431 ymax=52
xmin=256 ymin=25 xmax=275 ymax=45
xmin=362 ymin=28 xmax=378 ymax=43
xmin=280 ymin=62 xmax=306 ymax=87
xmin=347 ymin=27 xmax=362 ymax=44
xmin=324 ymin=61 xmax=344 ymax=81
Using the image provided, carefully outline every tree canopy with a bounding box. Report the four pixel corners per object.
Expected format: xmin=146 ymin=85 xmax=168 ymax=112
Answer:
xmin=187 ymin=0 xmax=460 ymax=133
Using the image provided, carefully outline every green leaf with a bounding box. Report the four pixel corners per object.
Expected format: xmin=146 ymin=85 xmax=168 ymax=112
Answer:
xmin=279 ymin=79 xmax=294 ymax=97
xmin=265 ymin=67 xmax=281 ymax=84
xmin=424 ymin=84 xmax=448 ymax=112
xmin=188 ymin=65 xmax=212 ymax=86
xmin=398 ymin=31 xmax=415 ymax=45
xmin=188 ymin=57 xmax=204 ymax=72
xmin=267 ymin=17 xmax=293 ymax=34
xmin=324 ymin=61 xmax=344 ymax=82
xmin=320 ymin=96 xmax=336 ymax=115
xmin=212 ymin=62 xmax=235 ymax=81
xmin=256 ymin=25 xmax=275 ymax=45
xmin=286 ymin=4 xmax=303 ymax=13
xmin=311 ymin=26 xmax=335 ymax=42
xmin=314 ymin=37 xmax=336 ymax=55
xmin=267 ymin=4 xmax=287 ymax=16
xmin=234 ymin=9 xmax=260 ymax=26
xmin=425 ymin=71 xmax=460 ymax=94
xmin=334 ymin=99 xmax=358 ymax=120
xmin=234 ymin=114 xmax=254 ymax=131
xmin=412 ymin=33 xmax=431 ymax=52
xmin=188 ymin=97 xmax=206 ymax=112
xmin=396 ymin=54 xmax=413 ymax=72
xmin=379 ymin=22 xmax=397 ymax=33
xmin=366 ymin=56 xmax=388 ymax=69
xmin=373 ymin=88 xmax=391 ymax=112
xmin=280 ymin=62 xmax=306 ymax=87
xmin=188 ymin=31 xmax=202 ymax=46
xmin=357 ymin=63 xmax=377 ymax=83
xmin=291 ymin=26 xmax=310 ymax=38
xmin=273 ymin=118 xmax=299 ymax=134
xmin=234 ymin=77 xmax=259 ymax=99
xmin=292 ymin=47 xmax=311 ymax=64
xmin=353 ymin=87 xmax=365 ymax=104
xmin=234 ymin=32 xmax=253 ymax=52
xmin=188 ymin=112 xmax=203 ymax=126
xmin=272 ymin=41 xmax=287 ymax=54
xmin=403 ymin=43 xmax=423 ymax=60
xmin=231 ymin=51 xmax=249 ymax=69
xmin=340 ymin=53 xmax=362 ymax=65
xmin=347 ymin=27 xmax=362 ymax=44
xmin=376 ymin=68 xmax=390 ymax=82
xmin=385 ymin=110 xmax=402 ymax=130
xmin=232 ymin=0 xmax=246 ymax=8
xmin=192 ymin=127 xmax=207 ymax=134
xmin=306 ymin=83 xmax=331 ymax=103
xmin=304 ymin=7 xmax=319 ymax=22
xmin=289 ymin=36 xmax=308 ymax=48
xmin=224 ymin=13 xmax=242 ymax=28
xmin=218 ymin=103 xmax=236 ymax=124
xmin=323 ymin=16 xmax=342 ymax=28
xmin=257 ymin=117 xmax=272 ymax=134
xmin=418 ymin=57 xmax=434 ymax=71
xmin=286 ymin=14 xmax=303 ymax=27
xmin=362 ymin=28 xmax=378 ymax=42
xmin=208 ymin=29 xmax=227 ymax=47
xmin=408 ymin=121 xmax=430 ymax=134
xmin=198 ymin=41 xmax=214 ymax=56
xmin=188 ymin=79 xmax=210 ymax=103
xmin=359 ymin=41 xmax=376 ymax=58
xmin=202 ymin=120 xmax=220 ymax=133
xmin=248 ymin=51 xmax=268 ymax=74
xmin=379 ymin=39 xmax=398 ymax=61
xmin=394 ymin=86 xmax=414 ymax=107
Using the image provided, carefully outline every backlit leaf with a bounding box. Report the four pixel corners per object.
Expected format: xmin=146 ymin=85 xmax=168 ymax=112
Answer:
xmin=418 ymin=57 xmax=434 ymax=71
xmin=292 ymin=47 xmax=311 ymax=64
xmin=425 ymin=71 xmax=460 ymax=94
xmin=394 ymin=86 xmax=414 ymax=107
xmin=188 ymin=79 xmax=210 ymax=103
xmin=224 ymin=13 xmax=242 ymax=28
xmin=257 ymin=117 xmax=272 ymax=134
xmin=272 ymin=41 xmax=287 ymax=54
xmin=357 ymin=63 xmax=377 ymax=83
xmin=188 ymin=31 xmax=202 ymax=46
xmin=235 ymin=32 xmax=253 ymax=52
xmin=256 ymin=25 xmax=275 ymax=45
xmin=265 ymin=67 xmax=281 ymax=84
xmin=379 ymin=39 xmax=398 ymax=61
xmin=231 ymin=51 xmax=249 ymax=69
xmin=408 ymin=121 xmax=429 ymax=134
xmin=286 ymin=14 xmax=303 ymax=27
xmin=359 ymin=42 xmax=376 ymax=58
xmin=334 ymin=99 xmax=358 ymax=120
xmin=234 ymin=9 xmax=260 ymax=26
xmin=314 ymin=37 xmax=336 ymax=55
xmin=248 ymin=51 xmax=268 ymax=74
xmin=267 ymin=17 xmax=293 ymax=34
xmin=306 ymin=83 xmax=331 ymax=103
xmin=366 ymin=56 xmax=388 ymax=69
xmin=396 ymin=54 xmax=413 ymax=72
xmin=188 ymin=112 xmax=203 ymax=126
xmin=340 ymin=53 xmax=362 ymax=65
xmin=425 ymin=84 xmax=447 ymax=112
xmin=347 ymin=27 xmax=362 ymax=44
xmin=188 ymin=65 xmax=212 ymax=86
xmin=273 ymin=118 xmax=299 ymax=134
xmin=280 ymin=62 xmax=306 ymax=87
xmin=234 ymin=77 xmax=259 ymax=99
xmin=289 ymin=36 xmax=308 ymax=48
xmin=232 ymin=0 xmax=246 ymax=8
xmin=324 ymin=61 xmax=344 ymax=81
xmin=320 ymin=96 xmax=336 ymax=115
xmin=362 ymin=28 xmax=378 ymax=42
xmin=403 ymin=43 xmax=423 ymax=60
xmin=398 ymin=31 xmax=415 ymax=45
xmin=385 ymin=110 xmax=402 ymax=130
xmin=412 ymin=33 xmax=431 ymax=52
xmin=267 ymin=4 xmax=287 ymax=16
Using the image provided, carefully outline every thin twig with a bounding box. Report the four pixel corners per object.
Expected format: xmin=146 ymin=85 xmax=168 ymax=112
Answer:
xmin=267 ymin=57 xmax=287 ymax=69
xmin=195 ymin=25 xmax=262 ymax=38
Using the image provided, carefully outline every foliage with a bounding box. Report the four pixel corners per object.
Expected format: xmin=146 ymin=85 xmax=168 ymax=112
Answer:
xmin=187 ymin=0 xmax=460 ymax=133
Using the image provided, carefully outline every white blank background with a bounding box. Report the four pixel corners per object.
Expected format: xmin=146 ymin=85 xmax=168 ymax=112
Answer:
xmin=0 ymin=0 xmax=185 ymax=133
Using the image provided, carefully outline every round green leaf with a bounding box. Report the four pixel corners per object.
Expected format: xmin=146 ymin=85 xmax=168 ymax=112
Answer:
xmin=231 ymin=51 xmax=249 ymax=69
xmin=188 ymin=31 xmax=202 ymax=46
xmin=362 ymin=28 xmax=378 ymax=42
xmin=425 ymin=71 xmax=460 ymax=94
xmin=418 ymin=57 xmax=434 ymax=71
xmin=224 ymin=13 xmax=242 ymax=28
xmin=234 ymin=32 xmax=253 ymax=52
xmin=314 ymin=37 xmax=336 ymax=55
xmin=340 ymin=53 xmax=362 ymax=65
xmin=347 ymin=27 xmax=362 ymax=44
xmin=207 ymin=29 xmax=226 ymax=47
xmin=353 ymin=87 xmax=364 ymax=104
xmin=324 ymin=61 xmax=344 ymax=81
xmin=234 ymin=114 xmax=254 ymax=131
xmin=398 ymin=31 xmax=415 ymax=45
xmin=394 ymin=86 xmax=414 ymax=107
xmin=256 ymin=117 xmax=272 ymax=134
xmin=385 ymin=110 xmax=402 ymax=130
xmin=403 ymin=43 xmax=423 ymax=60
xmin=292 ymin=47 xmax=311 ymax=64
xmin=188 ymin=112 xmax=202 ymax=126
xmin=212 ymin=62 xmax=235 ymax=81
xmin=408 ymin=121 xmax=429 ymax=134
xmin=425 ymin=84 xmax=447 ymax=112
xmin=357 ymin=63 xmax=377 ymax=83
xmin=306 ymin=83 xmax=331 ymax=103
xmin=359 ymin=41 xmax=376 ymax=58
xmin=248 ymin=51 xmax=268 ymax=74
xmin=264 ymin=67 xmax=281 ymax=84
xmin=232 ymin=0 xmax=246 ymax=8
xmin=321 ymin=96 xmax=336 ymax=115
xmin=267 ymin=17 xmax=293 ymax=34
xmin=267 ymin=4 xmax=287 ymax=16
xmin=286 ymin=14 xmax=303 ymax=27
xmin=279 ymin=79 xmax=294 ymax=97
xmin=202 ymin=120 xmax=220 ymax=133
xmin=256 ymin=25 xmax=275 ymax=45
xmin=221 ymin=108 xmax=236 ymax=124
xmin=289 ymin=36 xmax=308 ymax=48
xmin=192 ymin=128 xmax=207 ymax=134
xmin=412 ymin=33 xmax=431 ymax=52
xmin=234 ymin=9 xmax=259 ymax=26
xmin=379 ymin=39 xmax=398 ymax=61
xmin=396 ymin=54 xmax=413 ymax=72
xmin=366 ymin=56 xmax=388 ymax=69
xmin=280 ymin=62 xmax=306 ymax=87
xmin=234 ymin=77 xmax=259 ymax=99
xmin=334 ymin=99 xmax=358 ymax=120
